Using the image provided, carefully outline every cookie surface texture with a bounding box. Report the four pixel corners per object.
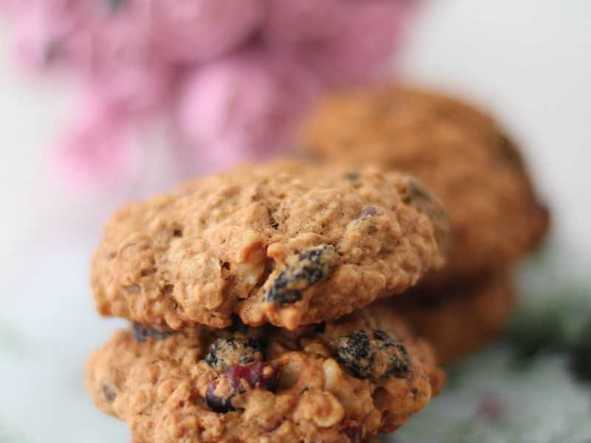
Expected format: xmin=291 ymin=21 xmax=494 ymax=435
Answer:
xmin=303 ymin=86 xmax=549 ymax=283
xmin=92 ymin=161 xmax=447 ymax=330
xmin=86 ymin=306 xmax=445 ymax=443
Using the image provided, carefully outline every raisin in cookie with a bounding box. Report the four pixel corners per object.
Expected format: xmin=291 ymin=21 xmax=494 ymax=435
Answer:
xmin=92 ymin=161 xmax=447 ymax=330
xmin=302 ymin=86 xmax=549 ymax=285
xmin=86 ymin=307 xmax=445 ymax=443
xmin=394 ymin=273 xmax=515 ymax=365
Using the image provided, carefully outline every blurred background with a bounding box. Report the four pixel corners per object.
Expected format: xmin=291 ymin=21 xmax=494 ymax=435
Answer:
xmin=0 ymin=1 xmax=590 ymax=442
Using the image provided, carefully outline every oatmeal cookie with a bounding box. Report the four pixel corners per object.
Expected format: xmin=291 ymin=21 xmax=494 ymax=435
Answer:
xmin=91 ymin=161 xmax=447 ymax=330
xmin=302 ymin=86 xmax=549 ymax=284
xmin=86 ymin=307 xmax=445 ymax=443
xmin=394 ymin=273 xmax=515 ymax=365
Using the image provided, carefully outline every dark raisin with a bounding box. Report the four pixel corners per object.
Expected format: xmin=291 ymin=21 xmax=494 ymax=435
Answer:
xmin=403 ymin=178 xmax=434 ymax=207
xmin=335 ymin=331 xmax=374 ymax=379
xmin=230 ymin=316 xmax=250 ymax=334
xmin=344 ymin=171 xmax=360 ymax=181
xmin=102 ymin=384 xmax=117 ymax=403
xmin=132 ymin=323 xmax=173 ymax=342
xmin=342 ymin=423 xmax=363 ymax=443
xmin=206 ymin=375 xmax=239 ymax=413
xmin=334 ymin=330 xmax=410 ymax=380
xmin=266 ymin=245 xmax=339 ymax=306
xmin=205 ymin=336 xmax=263 ymax=372
xmin=206 ymin=362 xmax=277 ymax=413
xmin=311 ymin=322 xmax=326 ymax=334
xmin=403 ymin=178 xmax=449 ymax=249
xmin=373 ymin=330 xmax=411 ymax=378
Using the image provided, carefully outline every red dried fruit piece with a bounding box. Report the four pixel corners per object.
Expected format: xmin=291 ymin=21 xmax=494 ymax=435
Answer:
xmin=206 ymin=362 xmax=278 ymax=413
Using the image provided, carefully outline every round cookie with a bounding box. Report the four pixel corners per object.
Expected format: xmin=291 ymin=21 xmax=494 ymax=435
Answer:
xmin=92 ymin=160 xmax=447 ymax=331
xmin=302 ymin=86 xmax=549 ymax=285
xmin=393 ymin=273 xmax=515 ymax=365
xmin=86 ymin=306 xmax=445 ymax=443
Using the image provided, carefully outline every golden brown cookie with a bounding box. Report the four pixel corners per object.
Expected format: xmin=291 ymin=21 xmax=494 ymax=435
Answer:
xmin=394 ymin=273 xmax=515 ymax=365
xmin=302 ymin=86 xmax=549 ymax=285
xmin=86 ymin=305 xmax=445 ymax=443
xmin=91 ymin=160 xmax=447 ymax=331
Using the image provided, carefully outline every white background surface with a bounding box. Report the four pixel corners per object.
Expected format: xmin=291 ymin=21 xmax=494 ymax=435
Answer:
xmin=0 ymin=1 xmax=590 ymax=442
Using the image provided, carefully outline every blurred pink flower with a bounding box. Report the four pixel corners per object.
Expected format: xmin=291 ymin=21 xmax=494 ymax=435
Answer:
xmin=265 ymin=0 xmax=418 ymax=86
xmin=150 ymin=0 xmax=265 ymax=64
xmin=177 ymin=50 xmax=321 ymax=171
xmin=55 ymin=99 xmax=138 ymax=188
xmin=1 ymin=0 xmax=419 ymax=187
xmin=80 ymin=6 xmax=175 ymax=115
xmin=0 ymin=0 xmax=33 ymax=16
xmin=10 ymin=0 xmax=93 ymax=70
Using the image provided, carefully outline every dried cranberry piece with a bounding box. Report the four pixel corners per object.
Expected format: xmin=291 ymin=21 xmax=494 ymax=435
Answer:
xmin=205 ymin=362 xmax=278 ymax=413
xmin=229 ymin=361 xmax=278 ymax=391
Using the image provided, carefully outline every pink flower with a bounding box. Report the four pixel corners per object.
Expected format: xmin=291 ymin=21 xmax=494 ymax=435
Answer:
xmin=71 ymin=2 xmax=175 ymax=115
xmin=149 ymin=0 xmax=265 ymax=64
xmin=54 ymin=99 xmax=138 ymax=188
xmin=10 ymin=0 xmax=93 ymax=70
xmin=176 ymin=50 xmax=321 ymax=171
xmin=264 ymin=0 xmax=417 ymax=86
xmin=1 ymin=0 xmax=420 ymax=187
xmin=0 ymin=0 xmax=29 ymax=16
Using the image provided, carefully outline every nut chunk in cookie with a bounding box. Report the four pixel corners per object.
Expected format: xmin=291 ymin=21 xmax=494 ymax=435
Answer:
xmin=85 ymin=307 xmax=444 ymax=443
xmin=92 ymin=161 xmax=447 ymax=330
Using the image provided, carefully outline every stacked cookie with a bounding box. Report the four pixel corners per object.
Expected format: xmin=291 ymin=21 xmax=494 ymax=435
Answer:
xmin=86 ymin=162 xmax=450 ymax=442
xmin=302 ymin=86 xmax=550 ymax=364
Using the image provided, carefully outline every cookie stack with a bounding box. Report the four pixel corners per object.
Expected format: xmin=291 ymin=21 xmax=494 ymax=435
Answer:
xmin=86 ymin=162 xmax=451 ymax=442
xmin=302 ymin=86 xmax=550 ymax=364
